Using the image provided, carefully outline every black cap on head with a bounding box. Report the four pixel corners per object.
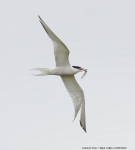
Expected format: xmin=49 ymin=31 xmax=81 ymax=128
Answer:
xmin=72 ymin=66 xmax=81 ymax=69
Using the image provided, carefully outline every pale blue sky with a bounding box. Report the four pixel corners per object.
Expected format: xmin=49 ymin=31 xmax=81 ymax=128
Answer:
xmin=0 ymin=0 xmax=135 ymax=149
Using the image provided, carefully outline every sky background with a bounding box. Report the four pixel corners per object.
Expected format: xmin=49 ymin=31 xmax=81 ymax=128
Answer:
xmin=0 ymin=0 xmax=135 ymax=150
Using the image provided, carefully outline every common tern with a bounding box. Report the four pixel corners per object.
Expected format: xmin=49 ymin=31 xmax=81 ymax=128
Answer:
xmin=32 ymin=16 xmax=87 ymax=132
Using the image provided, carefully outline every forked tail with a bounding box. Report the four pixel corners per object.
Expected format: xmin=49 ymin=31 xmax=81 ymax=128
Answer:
xmin=31 ymin=68 xmax=50 ymax=76
xmin=80 ymin=100 xmax=86 ymax=132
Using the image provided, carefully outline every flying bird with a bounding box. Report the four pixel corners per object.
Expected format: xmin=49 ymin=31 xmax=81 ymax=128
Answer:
xmin=32 ymin=16 xmax=87 ymax=132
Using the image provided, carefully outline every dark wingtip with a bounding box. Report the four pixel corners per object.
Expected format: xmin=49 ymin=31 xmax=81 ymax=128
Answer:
xmin=72 ymin=118 xmax=75 ymax=122
xmin=80 ymin=121 xmax=87 ymax=133
xmin=38 ymin=15 xmax=42 ymax=21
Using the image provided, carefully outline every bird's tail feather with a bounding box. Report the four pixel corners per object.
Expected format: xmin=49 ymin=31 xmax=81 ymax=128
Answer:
xmin=80 ymin=100 xmax=86 ymax=132
xmin=31 ymin=68 xmax=50 ymax=76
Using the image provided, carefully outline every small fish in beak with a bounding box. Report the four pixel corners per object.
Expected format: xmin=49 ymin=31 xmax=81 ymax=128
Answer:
xmin=80 ymin=69 xmax=87 ymax=79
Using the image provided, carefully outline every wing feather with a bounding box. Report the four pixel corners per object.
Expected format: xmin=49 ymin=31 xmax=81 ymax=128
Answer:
xmin=38 ymin=16 xmax=70 ymax=67
xmin=61 ymin=75 xmax=86 ymax=132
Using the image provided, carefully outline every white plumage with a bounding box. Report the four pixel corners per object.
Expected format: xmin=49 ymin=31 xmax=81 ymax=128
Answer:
xmin=32 ymin=16 xmax=87 ymax=132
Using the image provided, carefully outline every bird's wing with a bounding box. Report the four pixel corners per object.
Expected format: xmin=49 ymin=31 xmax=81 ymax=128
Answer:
xmin=61 ymin=75 xmax=86 ymax=132
xmin=38 ymin=16 xmax=70 ymax=67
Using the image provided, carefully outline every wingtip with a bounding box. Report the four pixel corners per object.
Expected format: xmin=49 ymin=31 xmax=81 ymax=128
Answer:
xmin=80 ymin=121 xmax=87 ymax=133
xmin=38 ymin=16 xmax=44 ymax=25
xmin=38 ymin=15 xmax=42 ymax=21
xmin=72 ymin=118 xmax=75 ymax=122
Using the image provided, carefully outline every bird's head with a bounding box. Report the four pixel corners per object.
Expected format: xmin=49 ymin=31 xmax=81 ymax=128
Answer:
xmin=72 ymin=66 xmax=87 ymax=79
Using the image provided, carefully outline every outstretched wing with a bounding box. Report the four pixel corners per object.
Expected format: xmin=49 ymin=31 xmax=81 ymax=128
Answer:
xmin=61 ymin=75 xmax=86 ymax=132
xmin=38 ymin=16 xmax=70 ymax=67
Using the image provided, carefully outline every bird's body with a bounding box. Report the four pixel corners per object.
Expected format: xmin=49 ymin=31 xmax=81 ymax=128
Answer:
xmin=32 ymin=16 xmax=87 ymax=132
xmin=33 ymin=66 xmax=80 ymax=76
